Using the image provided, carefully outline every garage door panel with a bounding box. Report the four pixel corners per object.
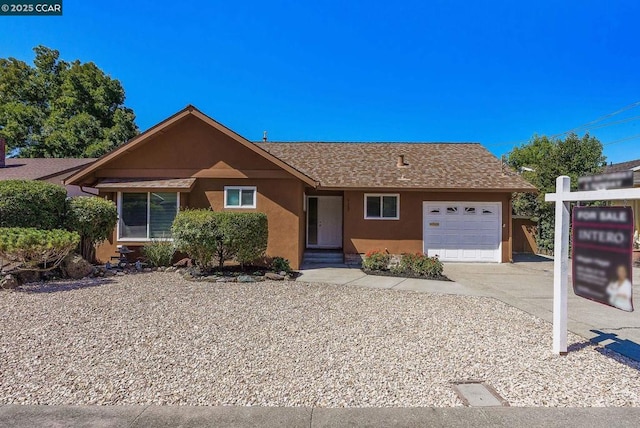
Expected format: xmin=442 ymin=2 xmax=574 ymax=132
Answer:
xmin=423 ymin=202 xmax=501 ymax=262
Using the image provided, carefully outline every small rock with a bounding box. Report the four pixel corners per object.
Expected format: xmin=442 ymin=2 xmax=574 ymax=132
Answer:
xmin=165 ymin=267 xmax=177 ymax=273
xmin=0 ymin=274 xmax=19 ymax=289
xmin=115 ymin=271 xmax=126 ymax=276
xmin=279 ymin=271 xmax=288 ymax=277
xmin=156 ymin=267 xmax=166 ymax=272
xmin=143 ymin=268 xmax=152 ymax=273
xmin=104 ymin=270 xmax=116 ymax=277
xmin=237 ymin=275 xmax=255 ymax=283
xmin=216 ymin=277 xmax=236 ymax=283
xmin=265 ymin=272 xmax=285 ymax=281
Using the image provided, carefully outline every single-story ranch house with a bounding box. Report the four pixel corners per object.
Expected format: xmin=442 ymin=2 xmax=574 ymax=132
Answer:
xmin=65 ymin=105 xmax=536 ymax=269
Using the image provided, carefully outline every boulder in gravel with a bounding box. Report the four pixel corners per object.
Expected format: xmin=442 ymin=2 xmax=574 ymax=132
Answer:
xmin=173 ymin=258 xmax=193 ymax=268
xmin=165 ymin=266 xmax=178 ymax=273
xmin=1 ymin=274 xmax=19 ymax=289
xmin=265 ymin=272 xmax=285 ymax=281
xmin=216 ymin=277 xmax=236 ymax=283
xmin=63 ymin=254 xmax=94 ymax=279
xmin=237 ymin=275 xmax=256 ymax=283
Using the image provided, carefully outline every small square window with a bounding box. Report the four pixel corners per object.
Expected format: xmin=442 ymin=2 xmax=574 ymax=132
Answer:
xmin=365 ymin=194 xmax=399 ymax=219
xmin=446 ymin=206 xmax=458 ymax=214
xmin=464 ymin=207 xmax=476 ymax=214
xmin=224 ymin=186 xmax=256 ymax=208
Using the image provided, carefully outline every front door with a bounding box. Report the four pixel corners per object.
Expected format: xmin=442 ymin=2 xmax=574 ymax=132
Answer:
xmin=307 ymin=196 xmax=343 ymax=248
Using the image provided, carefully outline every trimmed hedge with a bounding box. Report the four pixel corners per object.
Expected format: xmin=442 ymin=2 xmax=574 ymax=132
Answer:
xmin=66 ymin=197 xmax=117 ymax=262
xmin=0 ymin=227 xmax=80 ymax=271
xmin=398 ymin=253 xmax=444 ymax=277
xmin=0 ymin=180 xmax=67 ymax=229
xmin=171 ymin=209 xmax=220 ymax=269
xmin=171 ymin=209 xmax=269 ymax=270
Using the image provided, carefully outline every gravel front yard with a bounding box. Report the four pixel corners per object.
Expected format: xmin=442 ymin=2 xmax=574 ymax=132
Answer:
xmin=1 ymin=273 xmax=639 ymax=407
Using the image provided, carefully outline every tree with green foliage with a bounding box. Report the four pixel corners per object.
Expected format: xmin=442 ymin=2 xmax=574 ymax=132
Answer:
xmin=506 ymin=133 xmax=606 ymax=253
xmin=0 ymin=45 xmax=138 ymax=158
xmin=66 ymin=197 xmax=118 ymax=263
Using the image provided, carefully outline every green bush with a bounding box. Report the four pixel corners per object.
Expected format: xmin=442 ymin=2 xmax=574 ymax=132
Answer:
xmin=142 ymin=239 xmax=175 ymax=267
xmin=399 ymin=253 xmax=444 ymax=277
xmin=0 ymin=180 xmax=67 ymax=229
xmin=222 ymin=212 xmax=268 ymax=267
xmin=362 ymin=249 xmax=390 ymax=271
xmin=66 ymin=197 xmax=117 ymax=262
xmin=171 ymin=210 xmax=269 ymax=270
xmin=271 ymin=256 xmax=291 ymax=273
xmin=171 ymin=209 xmax=219 ymax=269
xmin=0 ymin=227 xmax=80 ymax=272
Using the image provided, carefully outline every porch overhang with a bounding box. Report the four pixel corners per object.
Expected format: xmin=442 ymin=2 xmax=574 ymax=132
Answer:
xmin=94 ymin=178 xmax=197 ymax=192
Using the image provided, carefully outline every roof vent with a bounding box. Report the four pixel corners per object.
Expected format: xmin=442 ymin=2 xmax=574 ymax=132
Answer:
xmin=397 ymin=154 xmax=409 ymax=168
xmin=263 ymin=131 xmax=268 ymax=142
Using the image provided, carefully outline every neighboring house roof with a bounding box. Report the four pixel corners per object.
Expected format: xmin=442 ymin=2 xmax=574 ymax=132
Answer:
xmin=605 ymin=158 xmax=640 ymax=186
xmin=0 ymin=158 xmax=96 ymax=181
xmin=604 ymin=159 xmax=640 ymax=173
xmin=65 ymin=105 xmax=318 ymax=187
xmin=258 ymin=142 xmax=535 ymax=191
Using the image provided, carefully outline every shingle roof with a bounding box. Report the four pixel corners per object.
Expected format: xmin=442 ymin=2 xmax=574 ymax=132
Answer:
xmin=605 ymin=159 xmax=640 ymax=173
xmin=257 ymin=142 xmax=535 ymax=191
xmin=0 ymin=158 xmax=96 ymax=181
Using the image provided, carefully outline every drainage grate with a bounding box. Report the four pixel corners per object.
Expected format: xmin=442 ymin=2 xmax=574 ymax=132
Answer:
xmin=451 ymin=380 xmax=509 ymax=407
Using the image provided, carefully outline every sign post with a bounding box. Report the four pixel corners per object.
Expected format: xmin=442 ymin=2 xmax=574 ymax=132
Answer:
xmin=545 ymin=176 xmax=640 ymax=355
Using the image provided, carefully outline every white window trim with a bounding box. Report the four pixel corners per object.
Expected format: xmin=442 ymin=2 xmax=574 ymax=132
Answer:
xmin=224 ymin=186 xmax=257 ymax=209
xmin=364 ymin=193 xmax=400 ymax=220
xmin=117 ymin=191 xmax=180 ymax=242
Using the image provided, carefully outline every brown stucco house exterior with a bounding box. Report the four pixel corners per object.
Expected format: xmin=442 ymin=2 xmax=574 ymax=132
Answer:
xmin=65 ymin=105 xmax=535 ymax=269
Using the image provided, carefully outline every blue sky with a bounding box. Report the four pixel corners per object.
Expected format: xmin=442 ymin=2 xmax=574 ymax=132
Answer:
xmin=2 ymin=0 xmax=640 ymax=163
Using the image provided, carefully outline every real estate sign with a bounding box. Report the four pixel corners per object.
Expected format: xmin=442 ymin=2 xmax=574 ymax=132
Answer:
xmin=572 ymin=206 xmax=634 ymax=312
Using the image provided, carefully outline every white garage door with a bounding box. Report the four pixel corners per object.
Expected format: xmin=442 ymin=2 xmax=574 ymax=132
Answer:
xmin=423 ymin=202 xmax=502 ymax=262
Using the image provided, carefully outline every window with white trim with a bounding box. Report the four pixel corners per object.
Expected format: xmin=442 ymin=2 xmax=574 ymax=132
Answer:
xmin=364 ymin=194 xmax=399 ymax=219
xmin=224 ymin=186 xmax=256 ymax=208
xmin=118 ymin=192 xmax=179 ymax=240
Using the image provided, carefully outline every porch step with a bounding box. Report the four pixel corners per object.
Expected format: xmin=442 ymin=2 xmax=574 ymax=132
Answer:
xmin=303 ymin=251 xmax=344 ymax=264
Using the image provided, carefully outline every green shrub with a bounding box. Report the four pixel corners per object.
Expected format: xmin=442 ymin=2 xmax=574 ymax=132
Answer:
xmin=171 ymin=209 xmax=219 ymax=269
xmin=271 ymin=256 xmax=291 ymax=273
xmin=362 ymin=249 xmax=390 ymax=271
xmin=0 ymin=180 xmax=67 ymax=229
xmin=222 ymin=212 xmax=268 ymax=267
xmin=171 ymin=210 xmax=269 ymax=270
xmin=0 ymin=227 xmax=80 ymax=272
xmin=399 ymin=253 xmax=444 ymax=277
xmin=142 ymin=239 xmax=175 ymax=267
xmin=66 ymin=197 xmax=117 ymax=262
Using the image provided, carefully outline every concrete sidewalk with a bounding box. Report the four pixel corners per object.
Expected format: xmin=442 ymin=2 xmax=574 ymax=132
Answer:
xmin=2 ymin=405 xmax=640 ymax=428
xmin=297 ymin=259 xmax=640 ymax=361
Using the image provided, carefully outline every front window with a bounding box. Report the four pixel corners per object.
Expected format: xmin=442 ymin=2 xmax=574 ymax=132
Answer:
xmin=364 ymin=194 xmax=399 ymax=220
xmin=119 ymin=192 xmax=179 ymax=240
xmin=224 ymin=186 xmax=256 ymax=208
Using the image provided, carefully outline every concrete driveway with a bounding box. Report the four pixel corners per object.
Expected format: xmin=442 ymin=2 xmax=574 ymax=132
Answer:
xmin=444 ymin=255 xmax=640 ymax=360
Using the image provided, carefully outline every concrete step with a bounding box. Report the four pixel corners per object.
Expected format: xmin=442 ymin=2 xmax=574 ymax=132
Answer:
xmin=303 ymin=251 xmax=344 ymax=264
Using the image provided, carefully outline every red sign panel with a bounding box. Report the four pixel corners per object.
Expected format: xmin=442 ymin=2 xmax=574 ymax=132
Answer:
xmin=572 ymin=206 xmax=634 ymax=312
